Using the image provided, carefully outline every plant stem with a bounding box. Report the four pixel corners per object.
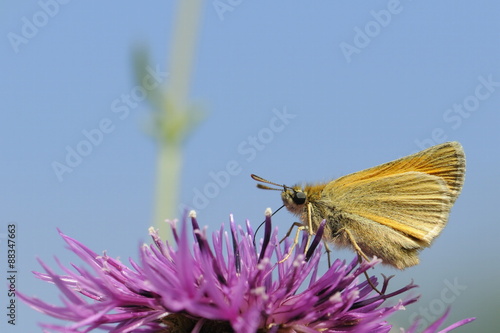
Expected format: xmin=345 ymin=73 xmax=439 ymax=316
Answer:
xmin=153 ymin=0 xmax=203 ymax=237
xmin=154 ymin=144 xmax=182 ymax=240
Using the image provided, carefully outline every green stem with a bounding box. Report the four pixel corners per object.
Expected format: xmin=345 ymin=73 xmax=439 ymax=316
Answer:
xmin=154 ymin=144 xmax=182 ymax=240
xmin=153 ymin=0 xmax=203 ymax=237
xmin=167 ymin=0 xmax=203 ymax=106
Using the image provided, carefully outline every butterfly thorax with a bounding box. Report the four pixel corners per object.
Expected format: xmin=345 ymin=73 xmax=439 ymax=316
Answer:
xmin=281 ymin=183 xmax=331 ymax=227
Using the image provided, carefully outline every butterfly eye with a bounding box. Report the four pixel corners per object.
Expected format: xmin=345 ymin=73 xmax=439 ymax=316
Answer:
xmin=293 ymin=191 xmax=306 ymax=205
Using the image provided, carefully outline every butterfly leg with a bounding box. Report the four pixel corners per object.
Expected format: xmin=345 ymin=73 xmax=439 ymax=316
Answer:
xmin=279 ymin=224 xmax=307 ymax=263
xmin=280 ymin=222 xmax=305 ymax=244
xmin=340 ymin=228 xmax=382 ymax=295
xmin=339 ymin=227 xmax=370 ymax=261
xmin=279 ymin=203 xmax=315 ymax=263
xmin=323 ymin=241 xmax=332 ymax=268
xmin=305 ymin=202 xmax=314 ymax=251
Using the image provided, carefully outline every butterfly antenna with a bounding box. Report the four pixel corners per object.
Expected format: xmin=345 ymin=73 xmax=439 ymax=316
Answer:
xmin=251 ymin=174 xmax=286 ymax=190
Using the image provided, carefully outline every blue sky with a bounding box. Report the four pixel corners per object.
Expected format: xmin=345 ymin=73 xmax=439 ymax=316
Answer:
xmin=1 ymin=1 xmax=499 ymax=331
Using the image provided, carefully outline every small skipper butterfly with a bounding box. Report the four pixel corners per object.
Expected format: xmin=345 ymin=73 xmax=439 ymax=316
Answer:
xmin=252 ymin=141 xmax=465 ymax=269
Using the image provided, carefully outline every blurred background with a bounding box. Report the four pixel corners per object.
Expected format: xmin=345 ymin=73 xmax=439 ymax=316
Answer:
xmin=1 ymin=1 xmax=499 ymax=331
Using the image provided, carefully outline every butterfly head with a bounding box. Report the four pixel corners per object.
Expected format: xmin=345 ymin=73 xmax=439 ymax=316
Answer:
xmin=281 ymin=186 xmax=307 ymax=214
xmin=250 ymin=174 xmax=308 ymax=215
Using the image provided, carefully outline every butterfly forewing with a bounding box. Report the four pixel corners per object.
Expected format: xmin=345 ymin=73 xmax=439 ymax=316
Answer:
xmin=325 ymin=142 xmax=465 ymax=203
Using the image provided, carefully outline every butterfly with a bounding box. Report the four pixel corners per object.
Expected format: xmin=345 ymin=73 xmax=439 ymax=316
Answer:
xmin=252 ymin=141 xmax=465 ymax=269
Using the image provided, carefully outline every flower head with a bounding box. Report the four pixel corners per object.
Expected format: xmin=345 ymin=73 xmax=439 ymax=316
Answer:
xmin=21 ymin=210 xmax=474 ymax=332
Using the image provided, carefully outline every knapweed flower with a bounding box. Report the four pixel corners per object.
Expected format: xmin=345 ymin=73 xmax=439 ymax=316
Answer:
xmin=402 ymin=308 xmax=475 ymax=333
xmin=21 ymin=209 xmax=474 ymax=332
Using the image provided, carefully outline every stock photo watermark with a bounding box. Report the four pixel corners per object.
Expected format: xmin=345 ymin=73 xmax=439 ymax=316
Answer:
xmin=212 ymin=0 xmax=244 ymax=21
xmin=413 ymin=74 xmax=499 ymax=151
xmin=1 ymin=224 xmax=18 ymax=326
xmin=51 ymin=65 xmax=168 ymax=182
xmin=186 ymin=106 xmax=296 ymax=210
xmin=339 ymin=0 xmax=406 ymax=64
xmin=407 ymin=278 xmax=467 ymax=331
xmin=7 ymin=0 xmax=72 ymax=54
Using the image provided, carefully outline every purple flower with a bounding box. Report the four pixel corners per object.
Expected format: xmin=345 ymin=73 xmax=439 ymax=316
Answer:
xmin=20 ymin=209 xmax=474 ymax=332
xmin=403 ymin=308 xmax=475 ymax=333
